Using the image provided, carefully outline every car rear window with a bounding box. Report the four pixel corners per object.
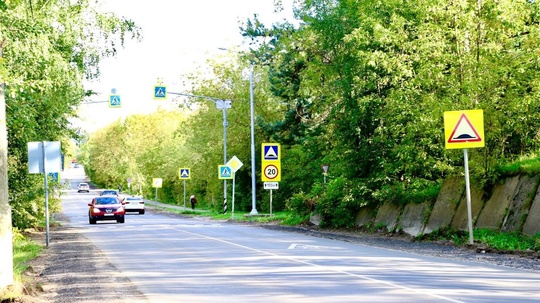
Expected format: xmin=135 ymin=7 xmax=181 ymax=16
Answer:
xmin=79 ymin=183 xmax=88 ymax=186
xmin=95 ymin=197 xmax=118 ymax=205
xmin=126 ymin=197 xmax=142 ymax=201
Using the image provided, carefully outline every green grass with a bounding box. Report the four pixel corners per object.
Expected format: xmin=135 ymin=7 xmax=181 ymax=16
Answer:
xmin=1 ymin=228 xmax=43 ymax=301
xmin=12 ymin=229 xmax=42 ymax=276
xmin=497 ymin=155 xmax=540 ymax=176
xmin=419 ymin=227 xmax=540 ymax=252
xmin=474 ymin=229 xmax=539 ymax=251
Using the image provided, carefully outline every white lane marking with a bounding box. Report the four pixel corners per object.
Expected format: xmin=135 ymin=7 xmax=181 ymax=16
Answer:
xmin=175 ymin=228 xmax=464 ymax=303
xmin=288 ymin=243 xmax=344 ymax=250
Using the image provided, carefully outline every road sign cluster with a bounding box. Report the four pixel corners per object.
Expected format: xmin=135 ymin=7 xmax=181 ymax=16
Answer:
xmin=262 ymin=143 xmax=281 ymax=182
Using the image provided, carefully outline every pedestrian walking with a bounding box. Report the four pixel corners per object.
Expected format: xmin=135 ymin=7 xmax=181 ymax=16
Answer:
xmin=190 ymin=194 xmax=197 ymax=210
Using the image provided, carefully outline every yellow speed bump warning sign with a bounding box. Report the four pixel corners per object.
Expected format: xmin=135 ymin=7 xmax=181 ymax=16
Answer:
xmin=444 ymin=110 xmax=484 ymax=149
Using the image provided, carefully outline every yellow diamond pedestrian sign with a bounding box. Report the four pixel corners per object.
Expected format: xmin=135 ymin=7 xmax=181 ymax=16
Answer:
xmin=178 ymin=168 xmax=190 ymax=179
xmin=444 ymin=110 xmax=484 ymax=149
xmin=218 ymin=165 xmax=233 ymax=179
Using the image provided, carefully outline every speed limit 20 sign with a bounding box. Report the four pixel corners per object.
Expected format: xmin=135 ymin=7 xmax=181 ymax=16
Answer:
xmin=262 ymin=163 xmax=281 ymax=182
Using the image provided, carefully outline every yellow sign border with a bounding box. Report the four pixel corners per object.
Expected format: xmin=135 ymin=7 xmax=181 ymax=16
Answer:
xmin=218 ymin=165 xmax=233 ymax=180
xmin=152 ymin=178 xmax=163 ymax=188
xmin=444 ymin=110 xmax=484 ymax=149
xmin=261 ymin=162 xmax=281 ymax=182
xmin=109 ymin=95 xmax=121 ymax=108
xmin=178 ymin=168 xmax=191 ymax=180
xmin=154 ymin=85 xmax=167 ymax=100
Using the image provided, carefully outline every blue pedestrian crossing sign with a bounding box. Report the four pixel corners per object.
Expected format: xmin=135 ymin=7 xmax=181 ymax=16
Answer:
xmin=154 ymin=86 xmax=167 ymax=99
xmin=48 ymin=172 xmax=60 ymax=182
xmin=178 ymin=168 xmax=191 ymax=179
xmin=218 ymin=165 xmax=233 ymax=179
xmin=262 ymin=143 xmax=280 ymax=161
xmin=109 ymin=95 xmax=121 ymax=108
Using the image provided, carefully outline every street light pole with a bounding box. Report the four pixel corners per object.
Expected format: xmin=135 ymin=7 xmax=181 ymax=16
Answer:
xmin=249 ymin=65 xmax=258 ymax=215
xmin=218 ymin=47 xmax=258 ymax=214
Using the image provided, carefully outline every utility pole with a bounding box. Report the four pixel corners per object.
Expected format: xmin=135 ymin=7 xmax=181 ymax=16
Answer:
xmin=0 ymin=39 xmax=14 ymax=288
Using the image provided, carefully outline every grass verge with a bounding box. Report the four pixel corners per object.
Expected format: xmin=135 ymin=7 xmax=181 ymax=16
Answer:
xmin=0 ymin=228 xmax=42 ymax=301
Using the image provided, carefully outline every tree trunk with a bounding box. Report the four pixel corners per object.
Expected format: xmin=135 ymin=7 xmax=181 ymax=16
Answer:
xmin=0 ymin=42 xmax=13 ymax=289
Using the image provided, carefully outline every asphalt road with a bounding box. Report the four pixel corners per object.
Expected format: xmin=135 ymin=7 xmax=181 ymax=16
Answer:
xmin=62 ymin=167 xmax=540 ymax=303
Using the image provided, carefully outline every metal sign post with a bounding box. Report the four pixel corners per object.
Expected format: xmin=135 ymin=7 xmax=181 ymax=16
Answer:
xmin=232 ymin=173 xmax=236 ymax=219
xmin=322 ymin=164 xmax=330 ymax=184
xmin=41 ymin=142 xmax=49 ymax=247
xmin=178 ymin=168 xmax=191 ymax=210
xmin=270 ymin=189 xmax=273 ymax=215
xmin=152 ymin=178 xmax=162 ymax=201
xmin=264 ymin=182 xmax=279 ymax=216
xmin=183 ymin=180 xmax=186 ymax=209
xmin=28 ymin=141 xmax=61 ymax=247
xmin=226 ymin=156 xmax=243 ymax=220
xmin=444 ymin=110 xmax=484 ymax=245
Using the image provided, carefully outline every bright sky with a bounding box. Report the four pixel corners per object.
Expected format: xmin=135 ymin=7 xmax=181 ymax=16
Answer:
xmin=77 ymin=0 xmax=296 ymax=133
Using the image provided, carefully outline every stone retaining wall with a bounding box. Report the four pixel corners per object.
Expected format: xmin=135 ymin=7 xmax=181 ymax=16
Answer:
xmin=334 ymin=174 xmax=540 ymax=237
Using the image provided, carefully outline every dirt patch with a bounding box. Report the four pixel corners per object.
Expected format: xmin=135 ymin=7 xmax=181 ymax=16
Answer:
xmin=14 ymin=213 xmax=148 ymax=303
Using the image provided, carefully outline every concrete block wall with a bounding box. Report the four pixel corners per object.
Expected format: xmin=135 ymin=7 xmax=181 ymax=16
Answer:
xmin=350 ymin=174 xmax=540 ymax=237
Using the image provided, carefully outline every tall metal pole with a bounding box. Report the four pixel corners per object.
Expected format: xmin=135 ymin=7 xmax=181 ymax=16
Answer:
xmin=464 ymin=149 xmax=474 ymax=245
xmin=249 ymin=65 xmax=258 ymax=215
xmin=218 ymin=48 xmax=257 ymax=215
xmin=183 ymin=179 xmax=186 ymax=209
xmin=42 ymin=142 xmax=50 ymax=247
xmin=223 ymin=107 xmax=228 ymax=214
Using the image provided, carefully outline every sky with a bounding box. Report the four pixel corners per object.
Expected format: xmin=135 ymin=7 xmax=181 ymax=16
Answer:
xmin=77 ymin=0 xmax=296 ymax=132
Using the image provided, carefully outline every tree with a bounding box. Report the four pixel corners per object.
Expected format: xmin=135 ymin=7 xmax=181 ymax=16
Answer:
xmin=242 ymin=0 xmax=540 ymax=225
xmin=0 ymin=0 xmax=140 ymax=227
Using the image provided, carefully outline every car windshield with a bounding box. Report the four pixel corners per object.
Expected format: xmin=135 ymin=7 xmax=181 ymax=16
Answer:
xmin=95 ymin=197 xmax=118 ymax=205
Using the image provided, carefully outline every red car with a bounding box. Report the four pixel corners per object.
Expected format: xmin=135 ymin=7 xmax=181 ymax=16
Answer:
xmin=88 ymin=196 xmax=125 ymax=224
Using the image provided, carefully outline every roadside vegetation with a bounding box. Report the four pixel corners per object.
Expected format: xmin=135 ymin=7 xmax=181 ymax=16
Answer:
xmin=1 ymin=229 xmax=42 ymax=301
xmin=5 ymin=0 xmax=540 ymax=298
xmin=80 ymin=0 xmax=540 ymax=234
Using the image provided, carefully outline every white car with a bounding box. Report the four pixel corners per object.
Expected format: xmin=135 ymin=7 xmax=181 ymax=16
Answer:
xmin=122 ymin=196 xmax=145 ymax=214
xmin=77 ymin=182 xmax=90 ymax=193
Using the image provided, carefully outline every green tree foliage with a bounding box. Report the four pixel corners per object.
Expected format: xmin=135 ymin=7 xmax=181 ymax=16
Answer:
xmin=241 ymin=0 xmax=540 ymax=226
xmin=81 ymin=110 xmax=188 ymax=201
xmin=0 ymin=0 xmax=140 ymax=228
xmin=79 ymin=0 xmax=540 ymax=229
